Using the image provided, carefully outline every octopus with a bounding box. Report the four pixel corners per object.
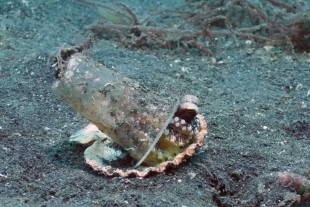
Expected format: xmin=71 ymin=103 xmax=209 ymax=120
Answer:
xmin=53 ymin=51 xmax=207 ymax=177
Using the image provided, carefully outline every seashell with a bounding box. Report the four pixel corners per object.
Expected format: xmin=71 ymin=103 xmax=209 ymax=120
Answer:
xmin=53 ymin=52 xmax=207 ymax=177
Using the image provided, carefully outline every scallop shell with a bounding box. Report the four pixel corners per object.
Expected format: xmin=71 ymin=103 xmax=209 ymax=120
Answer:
xmin=53 ymin=52 xmax=207 ymax=177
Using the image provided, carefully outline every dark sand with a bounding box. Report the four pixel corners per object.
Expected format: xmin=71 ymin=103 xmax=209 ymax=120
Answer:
xmin=0 ymin=1 xmax=309 ymax=206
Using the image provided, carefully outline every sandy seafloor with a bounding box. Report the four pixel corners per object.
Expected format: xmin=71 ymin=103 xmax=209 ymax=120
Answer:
xmin=0 ymin=0 xmax=310 ymax=206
